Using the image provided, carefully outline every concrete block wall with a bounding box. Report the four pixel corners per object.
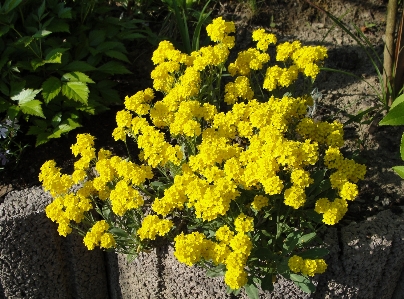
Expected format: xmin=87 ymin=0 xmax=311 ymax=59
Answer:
xmin=1 ymin=187 xmax=404 ymax=299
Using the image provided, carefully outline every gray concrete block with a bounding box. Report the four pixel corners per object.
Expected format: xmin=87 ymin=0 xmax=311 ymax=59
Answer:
xmin=314 ymin=209 xmax=404 ymax=299
xmin=0 ymin=187 xmax=109 ymax=299
xmin=162 ymin=245 xmax=231 ymax=299
xmin=105 ymin=249 xmax=160 ymax=299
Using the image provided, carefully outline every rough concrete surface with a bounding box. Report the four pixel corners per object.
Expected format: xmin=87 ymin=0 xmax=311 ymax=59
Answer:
xmin=0 ymin=187 xmax=109 ymax=299
xmin=1 ymin=187 xmax=404 ymax=299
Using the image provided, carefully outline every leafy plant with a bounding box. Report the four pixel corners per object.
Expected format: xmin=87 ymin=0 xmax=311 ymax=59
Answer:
xmin=159 ymin=0 xmax=213 ymax=53
xmin=0 ymin=117 xmax=27 ymax=170
xmin=39 ymin=18 xmax=366 ymax=297
xmin=0 ymin=0 xmax=150 ymax=146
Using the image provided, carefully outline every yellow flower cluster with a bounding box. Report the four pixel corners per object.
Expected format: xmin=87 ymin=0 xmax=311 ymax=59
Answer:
xmin=252 ymin=29 xmax=277 ymax=51
xmin=251 ymin=195 xmax=269 ymax=211
xmin=137 ymin=215 xmax=174 ymax=240
xmin=83 ymin=220 xmax=116 ymax=250
xmin=297 ymin=118 xmax=344 ymax=147
xmin=224 ymin=76 xmax=254 ymax=105
xmin=315 ymin=197 xmax=348 ymax=225
xmin=288 ymin=255 xmax=327 ymax=276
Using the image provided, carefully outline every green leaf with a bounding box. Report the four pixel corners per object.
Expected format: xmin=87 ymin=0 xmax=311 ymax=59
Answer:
xmin=400 ymin=133 xmax=404 ymax=161
xmin=391 ymin=93 xmax=404 ymax=110
xmin=33 ymin=29 xmax=52 ymax=38
xmin=98 ymin=61 xmax=132 ymax=74
xmin=62 ymin=72 xmax=94 ymax=83
xmin=205 ymin=265 xmax=225 ymax=278
xmin=299 ymin=248 xmax=329 ymax=259
xmin=0 ymin=81 xmax=9 ymax=96
xmin=1 ymin=0 xmax=23 ymax=14
xmin=10 ymin=81 xmax=25 ymax=97
xmin=96 ymin=41 xmax=126 ymax=53
xmin=35 ymin=132 xmax=51 ymax=146
xmin=48 ymin=118 xmax=81 ymax=138
xmin=104 ymin=50 xmax=131 ymax=63
xmin=19 ymin=99 xmax=45 ymax=118
xmin=11 ymin=88 xmax=41 ymax=104
xmin=51 ymin=112 xmax=62 ymax=128
xmin=110 ymin=227 xmax=129 ymax=238
xmin=47 ymin=19 xmax=70 ymax=33
xmin=290 ymin=274 xmax=316 ymax=293
xmin=261 ymin=275 xmax=274 ymax=292
xmin=61 ymin=81 xmax=89 ymax=104
xmin=392 ymin=166 xmax=404 ymax=179
xmin=283 ymin=231 xmax=301 ymax=253
xmin=298 ymin=232 xmax=317 ymax=247
xmin=37 ymin=0 xmax=46 ymax=20
xmin=44 ymin=48 xmax=68 ymax=63
xmin=380 ymin=97 xmax=404 ymax=126
xmin=0 ymin=25 xmax=10 ymax=37
xmin=89 ymin=30 xmax=106 ymax=47
xmin=31 ymin=58 xmax=46 ymax=70
xmin=15 ymin=36 xmax=34 ymax=47
xmin=42 ymin=76 xmax=61 ymax=103
xmin=63 ymin=61 xmax=96 ymax=72
xmin=244 ymin=283 xmax=259 ymax=299
xmin=57 ymin=3 xmax=72 ymax=19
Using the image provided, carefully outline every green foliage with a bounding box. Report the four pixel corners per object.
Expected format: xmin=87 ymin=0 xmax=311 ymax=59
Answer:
xmin=0 ymin=0 xmax=149 ymax=146
xmin=160 ymin=0 xmax=213 ymax=53
xmin=380 ymin=94 xmax=404 ymax=178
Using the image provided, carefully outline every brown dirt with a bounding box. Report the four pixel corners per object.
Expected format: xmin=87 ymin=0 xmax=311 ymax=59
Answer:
xmin=1 ymin=0 xmax=403 ymax=221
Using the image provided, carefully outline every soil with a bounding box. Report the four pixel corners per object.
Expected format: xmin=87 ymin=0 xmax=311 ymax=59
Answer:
xmin=1 ymin=0 xmax=403 ymax=223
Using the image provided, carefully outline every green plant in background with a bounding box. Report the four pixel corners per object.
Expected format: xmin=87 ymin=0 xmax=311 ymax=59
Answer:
xmin=159 ymin=0 xmax=213 ymax=53
xmin=379 ymin=93 xmax=404 ymax=178
xmin=39 ymin=18 xmax=367 ymax=298
xmin=0 ymin=0 xmax=150 ymax=146
xmin=0 ymin=117 xmax=27 ymax=170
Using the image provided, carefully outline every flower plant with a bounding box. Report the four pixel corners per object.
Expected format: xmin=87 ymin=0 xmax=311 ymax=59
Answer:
xmin=39 ymin=17 xmax=366 ymax=297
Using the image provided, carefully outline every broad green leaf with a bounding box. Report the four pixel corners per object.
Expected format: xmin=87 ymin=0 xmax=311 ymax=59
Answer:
xmin=37 ymin=0 xmax=46 ymax=19
xmin=379 ymin=101 xmax=404 ymax=126
xmin=62 ymin=72 xmax=94 ymax=83
xmin=0 ymin=25 xmax=10 ymax=37
xmin=393 ymin=166 xmax=404 ymax=179
xmin=96 ymin=41 xmax=126 ymax=53
xmin=400 ymin=133 xmax=404 ymax=160
xmin=298 ymin=232 xmax=316 ymax=246
xmin=42 ymin=76 xmax=61 ymax=103
xmin=299 ymin=248 xmax=329 ymax=259
xmin=98 ymin=61 xmax=132 ymax=74
xmin=51 ymin=112 xmax=62 ymax=128
xmin=390 ymin=93 xmax=404 ymax=110
xmin=0 ymin=81 xmax=9 ymax=96
xmin=244 ymin=283 xmax=259 ymax=299
xmin=45 ymin=48 xmax=68 ymax=63
xmin=117 ymin=32 xmax=146 ymax=40
xmin=15 ymin=36 xmax=34 ymax=47
xmin=7 ymin=105 xmax=20 ymax=120
xmin=205 ymin=265 xmax=225 ymax=278
xmin=35 ymin=132 xmax=51 ymax=146
xmin=48 ymin=118 xmax=81 ymax=138
xmin=10 ymin=81 xmax=26 ymax=97
xmin=33 ymin=29 xmax=52 ymax=38
xmin=11 ymin=88 xmax=41 ymax=104
xmin=110 ymin=227 xmax=129 ymax=238
xmin=290 ymin=274 xmax=316 ymax=293
xmin=61 ymin=81 xmax=89 ymax=104
xmin=89 ymin=30 xmax=106 ymax=47
xmin=261 ymin=275 xmax=274 ymax=292
xmin=31 ymin=58 xmax=45 ymax=70
xmin=57 ymin=3 xmax=72 ymax=19
xmin=27 ymin=125 xmax=44 ymax=136
xmin=63 ymin=61 xmax=96 ymax=72
xmin=283 ymin=231 xmax=301 ymax=252
xmin=2 ymin=0 xmax=23 ymax=13
xmin=47 ymin=19 xmax=70 ymax=33
xmin=19 ymin=99 xmax=45 ymax=118
xmin=104 ymin=50 xmax=130 ymax=63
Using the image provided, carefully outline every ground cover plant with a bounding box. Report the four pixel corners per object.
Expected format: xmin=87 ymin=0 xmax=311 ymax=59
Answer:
xmin=39 ymin=17 xmax=367 ymax=297
xmin=0 ymin=0 xmax=149 ymax=153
